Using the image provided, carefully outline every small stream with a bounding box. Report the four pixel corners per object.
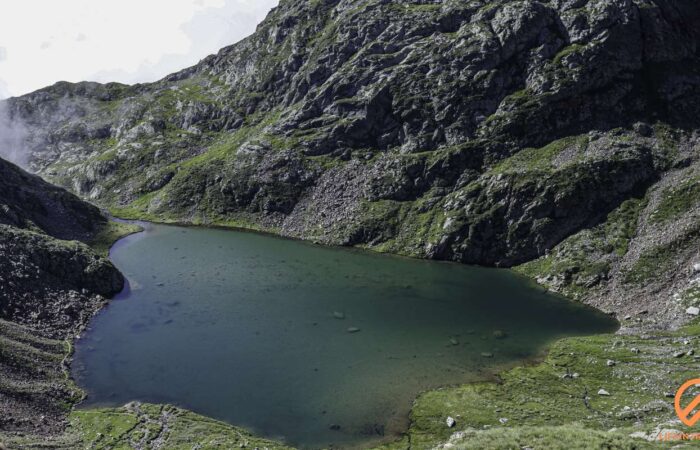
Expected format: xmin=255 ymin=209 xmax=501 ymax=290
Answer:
xmin=73 ymin=223 xmax=617 ymax=448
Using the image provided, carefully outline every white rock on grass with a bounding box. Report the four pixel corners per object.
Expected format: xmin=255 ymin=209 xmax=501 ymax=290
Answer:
xmin=598 ymin=389 xmax=611 ymax=396
xmin=693 ymin=263 xmax=700 ymax=273
xmin=687 ymin=306 xmax=700 ymax=316
xmin=446 ymin=416 xmax=456 ymax=428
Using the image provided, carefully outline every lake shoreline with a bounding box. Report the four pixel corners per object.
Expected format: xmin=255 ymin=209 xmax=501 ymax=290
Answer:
xmin=107 ymin=213 xmax=684 ymax=336
xmin=71 ymin=222 xmax=617 ymax=446
xmin=2 ymin=218 xmax=689 ymax=450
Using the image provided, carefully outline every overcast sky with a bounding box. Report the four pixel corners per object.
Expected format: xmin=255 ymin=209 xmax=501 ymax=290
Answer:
xmin=0 ymin=0 xmax=278 ymax=99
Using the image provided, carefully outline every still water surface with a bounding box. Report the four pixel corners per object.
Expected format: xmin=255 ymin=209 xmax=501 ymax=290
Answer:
xmin=73 ymin=223 xmax=617 ymax=448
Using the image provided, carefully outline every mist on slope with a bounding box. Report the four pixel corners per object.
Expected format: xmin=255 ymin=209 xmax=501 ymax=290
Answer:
xmin=0 ymin=50 xmax=29 ymax=167
xmin=0 ymin=97 xmax=29 ymax=168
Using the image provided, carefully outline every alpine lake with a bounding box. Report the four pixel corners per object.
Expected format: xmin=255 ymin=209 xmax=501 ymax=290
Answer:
xmin=73 ymin=223 xmax=618 ymax=449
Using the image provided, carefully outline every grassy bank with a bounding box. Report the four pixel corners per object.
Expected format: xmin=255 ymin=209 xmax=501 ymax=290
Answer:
xmin=400 ymin=322 xmax=700 ymax=449
xmin=67 ymin=404 xmax=292 ymax=450
xmin=1 ymin=404 xmax=291 ymax=449
xmin=88 ymin=220 xmax=143 ymax=257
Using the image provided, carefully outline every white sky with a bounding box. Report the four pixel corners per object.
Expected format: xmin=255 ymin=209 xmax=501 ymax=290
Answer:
xmin=0 ymin=0 xmax=279 ymax=99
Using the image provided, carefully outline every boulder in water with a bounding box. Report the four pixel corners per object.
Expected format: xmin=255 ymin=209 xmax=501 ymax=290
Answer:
xmin=493 ymin=330 xmax=507 ymax=339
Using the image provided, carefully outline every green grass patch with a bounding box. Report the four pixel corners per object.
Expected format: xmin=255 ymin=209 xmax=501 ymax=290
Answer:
xmin=88 ymin=220 xmax=143 ymax=256
xmin=624 ymin=244 xmax=677 ymax=284
xmin=109 ymin=191 xmax=162 ymax=221
xmin=438 ymin=424 xmax=659 ymax=449
xmin=553 ymin=43 xmax=586 ymax=65
xmin=517 ymin=196 xmax=647 ymax=299
xmin=491 ymin=135 xmax=588 ymax=174
xmin=69 ymin=404 xmax=292 ymax=449
xmin=405 ymin=324 xmax=700 ymax=449
xmin=649 ymin=177 xmax=700 ymax=224
xmin=623 ymin=219 xmax=700 ymax=284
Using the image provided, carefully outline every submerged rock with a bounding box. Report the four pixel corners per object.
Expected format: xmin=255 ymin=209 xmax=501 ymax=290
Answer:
xmin=493 ymin=330 xmax=507 ymax=339
xmin=333 ymin=311 xmax=345 ymax=320
xmin=347 ymin=327 xmax=361 ymax=333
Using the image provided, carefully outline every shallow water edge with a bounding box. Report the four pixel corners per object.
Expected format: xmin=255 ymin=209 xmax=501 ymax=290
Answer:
xmin=73 ymin=220 xmax=618 ymax=449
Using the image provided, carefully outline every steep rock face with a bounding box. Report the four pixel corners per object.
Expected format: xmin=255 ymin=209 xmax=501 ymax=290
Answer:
xmin=0 ymin=225 xmax=123 ymax=336
xmin=1 ymin=0 xmax=699 ymax=324
xmin=0 ymin=158 xmax=122 ymax=336
xmin=0 ymin=157 xmax=107 ymax=241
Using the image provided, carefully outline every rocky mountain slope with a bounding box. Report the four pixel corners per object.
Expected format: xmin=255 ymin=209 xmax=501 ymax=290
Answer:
xmin=0 ymin=157 xmax=124 ymax=437
xmin=0 ymin=155 xmax=108 ymax=240
xmin=0 ymin=157 xmax=123 ymax=335
xmin=2 ymin=0 xmax=700 ymax=325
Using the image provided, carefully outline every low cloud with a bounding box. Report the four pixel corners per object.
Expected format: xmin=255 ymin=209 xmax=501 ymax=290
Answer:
xmin=0 ymin=78 xmax=9 ymax=99
xmin=0 ymin=68 xmax=30 ymax=167
xmin=0 ymin=99 xmax=29 ymax=167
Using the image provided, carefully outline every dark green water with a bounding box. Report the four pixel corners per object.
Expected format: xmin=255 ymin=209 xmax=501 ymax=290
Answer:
xmin=73 ymin=223 xmax=617 ymax=448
